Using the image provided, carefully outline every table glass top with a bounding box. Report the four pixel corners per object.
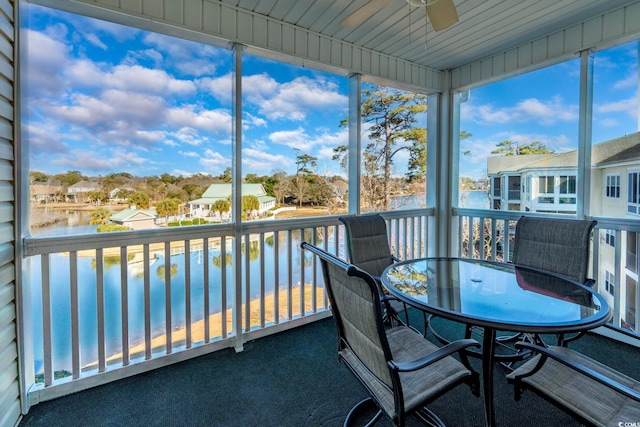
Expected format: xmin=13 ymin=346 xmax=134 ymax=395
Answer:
xmin=383 ymin=258 xmax=610 ymax=330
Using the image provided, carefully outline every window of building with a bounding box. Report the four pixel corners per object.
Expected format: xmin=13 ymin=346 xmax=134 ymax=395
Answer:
xmin=605 ymin=229 xmax=616 ymax=247
xmin=492 ymin=177 xmax=501 ymax=197
xmin=606 ymin=174 xmax=621 ymax=198
xmin=539 ymin=176 xmax=555 ymax=194
xmin=559 ymin=175 xmax=576 ymax=194
xmin=627 ymin=232 xmax=638 ymax=274
xmin=628 ymin=171 xmax=640 ymax=215
xmin=605 ymin=270 xmax=615 ymax=296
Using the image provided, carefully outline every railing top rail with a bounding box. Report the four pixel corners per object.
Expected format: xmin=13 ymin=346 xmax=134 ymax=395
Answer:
xmin=24 ymin=210 xmax=434 ymax=257
xmin=24 ymin=224 xmax=235 ymax=256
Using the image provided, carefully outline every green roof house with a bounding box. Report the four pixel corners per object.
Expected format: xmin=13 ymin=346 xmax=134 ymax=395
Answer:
xmin=188 ymin=183 xmax=276 ymax=219
xmin=110 ymin=207 xmax=158 ymax=230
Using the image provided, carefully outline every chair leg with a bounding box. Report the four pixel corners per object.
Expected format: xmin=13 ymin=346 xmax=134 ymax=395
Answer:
xmin=344 ymin=397 xmax=383 ymax=427
xmin=414 ymin=407 xmax=446 ymax=427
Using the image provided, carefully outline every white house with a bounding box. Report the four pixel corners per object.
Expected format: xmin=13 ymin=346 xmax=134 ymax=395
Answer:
xmin=188 ymin=183 xmax=276 ymax=219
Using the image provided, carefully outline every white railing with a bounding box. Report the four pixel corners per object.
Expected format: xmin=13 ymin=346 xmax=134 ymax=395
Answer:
xmin=455 ymin=208 xmax=640 ymax=346
xmin=22 ymin=209 xmax=431 ymax=401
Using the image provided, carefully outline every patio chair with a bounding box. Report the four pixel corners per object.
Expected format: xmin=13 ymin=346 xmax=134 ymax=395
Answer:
xmin=339 ymin=214 xmax=428 ymax=334
xmin=509 ymin=216 xmax=597 ymax=346
xmin=506 ymin=341 xmax=640 ymax=426
xmin=511 ymin=216 xmax=597 ymax=287
xmin=301 ymin=242 xmax=480 ymax=427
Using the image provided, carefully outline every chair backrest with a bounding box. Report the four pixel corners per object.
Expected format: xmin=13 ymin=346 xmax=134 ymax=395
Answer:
xmin=300 ymin=242 xmax=394 ymax=387
xmin=512 ymin=216 xmax=597 ymax=284
xmin=339 ymin=214 xmax=394 ymax=278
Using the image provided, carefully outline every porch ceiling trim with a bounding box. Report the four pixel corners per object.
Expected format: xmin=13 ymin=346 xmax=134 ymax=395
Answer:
xmin=450 ymin=1 xmax=640 ymax=91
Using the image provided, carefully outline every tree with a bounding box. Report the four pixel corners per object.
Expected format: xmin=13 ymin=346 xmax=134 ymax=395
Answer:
xmin=89 ymin=208 xmax=112 ymax=225
xmin=54 ymin=171 xmax=85 ymax=187
xmin=156 ymin=198 xmax=181 ymax=220
xmin=30 ymin=171 xmax=48 ymax=183
xmin=182 ymin=183 xmax=204 ymax=199
xmin=242 ymin=195 xmax=260 ymax=218
xmin=491 ymin=140 xmax=554 ymax=156
xmin=219 ymin=167 xmax=232 ymax=183
xmin=334 ymin=85 xmax=427 ymax=210
xmin=211 ymin=198 xmax=231 ymax=220
xmin=128 ymin=191 xmax=150 ymax=209
xmin=87 ymin=190 xmax=108 ymax=206
xmin=294 ymin=150 xmax=318 ymax=207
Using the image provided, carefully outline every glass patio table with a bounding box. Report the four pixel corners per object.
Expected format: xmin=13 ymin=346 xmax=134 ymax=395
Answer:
xmin=381 ymin=257 xmax=611 ymax=427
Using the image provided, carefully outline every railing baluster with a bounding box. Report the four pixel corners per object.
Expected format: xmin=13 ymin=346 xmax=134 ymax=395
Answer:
xmin=299 ymin=228 xmax=305 ymax=317
xmin=143 ymin=244 xmax=151 ymax=360
xmin=120 ymin=246 xmax=129 ymax=366
xmin=96 ymin=248 xmax=105 ymax=372
xmin=287 ymin=230 xmax=293 ymax=320
xmin=259 ymin=232 xmax=265 ymax=328
xmin=203 ymin=237 xmax=209 ymax=342
xmin=273 ymin=232 xmax=279 ymax=325
xmin=184 ymin=239 xmax=191 ymax=348
xmin=164 ymin=242 xmax=172 ymax=354
xmin=221 ymin=236 xmax=227 ymax=338
xmin=70 ymin=251 xmax=79 ymax=379
xmin=41 ymin=254 xmax=52 ymax=387
xmin=244 ymin=233 xmax=251 ymax=332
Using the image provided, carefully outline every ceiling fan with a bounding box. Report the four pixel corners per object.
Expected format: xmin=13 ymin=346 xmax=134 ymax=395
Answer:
xmin=341 ymin=0 xmax=458 ymax=32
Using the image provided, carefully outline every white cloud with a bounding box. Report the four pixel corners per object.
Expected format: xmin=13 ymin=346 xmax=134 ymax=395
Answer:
xmin=84 ymin=32 xmax=107 ymax=50
xmin=268 ymin=127 xmax=314 ymax=151
xmin=241 ymin=74 xmax=347 ymax=121
xmin=199 ymin=149 xmax=227 ymax=172
xmin=51 ymin=148 xmax=149 ymax=173
xmin=179 ymin=151 xmax=199 ymax=158
xmin=166 ymin=106 xmax=233 ymax=136
xmin=462 ymin=96 xmax=578 ymax=126
xmin=595 ymin=96 xmax=638 ymax=119
xmin=22 ymin=29 xmax=71 ymax=96
xmin=170 ymin=127 xmax=211 ymax=147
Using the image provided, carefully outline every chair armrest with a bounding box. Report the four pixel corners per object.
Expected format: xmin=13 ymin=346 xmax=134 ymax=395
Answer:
xmin=514 ymin=342 xmax=640 ymax=402
xmin=389 ymin=339 xmax=480 ymax=373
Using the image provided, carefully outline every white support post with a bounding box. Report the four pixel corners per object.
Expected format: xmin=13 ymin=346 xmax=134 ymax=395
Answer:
xmin=348 ymin=74 xmax=361 ymax=214
xmin=232 ymin=43 xmax=244 ymax=353
xmin=577 ymin=49 xmax=594 ymax=219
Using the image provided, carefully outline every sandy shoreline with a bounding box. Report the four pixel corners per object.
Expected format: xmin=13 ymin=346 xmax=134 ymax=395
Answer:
xmin=84 ymin=285 xmax=326 ymax=370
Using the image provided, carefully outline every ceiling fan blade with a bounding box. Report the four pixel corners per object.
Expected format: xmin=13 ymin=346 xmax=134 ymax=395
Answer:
xmin=426 ymin=0 xmax=458 ymax=31
xmin=341 ymin=0 xmax=390 ymax=27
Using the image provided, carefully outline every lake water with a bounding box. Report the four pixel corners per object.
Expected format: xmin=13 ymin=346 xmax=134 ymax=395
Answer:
xmin=30 ymin=191 xmax=489 ymax=373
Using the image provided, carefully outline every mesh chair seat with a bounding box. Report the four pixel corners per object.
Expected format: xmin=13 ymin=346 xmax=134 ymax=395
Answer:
xmin=341 ymin=326 xmax=475 ymax=420
xmin=507 ymin=344 xmax=640 ymax=426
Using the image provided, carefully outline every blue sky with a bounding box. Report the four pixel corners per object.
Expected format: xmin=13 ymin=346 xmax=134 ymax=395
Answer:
xmin=23 ymin=4 xmax=638 ymax=181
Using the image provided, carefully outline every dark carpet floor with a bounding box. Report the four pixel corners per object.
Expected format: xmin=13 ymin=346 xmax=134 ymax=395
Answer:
xmin=18 ymin=310 xmax=639 ymax=427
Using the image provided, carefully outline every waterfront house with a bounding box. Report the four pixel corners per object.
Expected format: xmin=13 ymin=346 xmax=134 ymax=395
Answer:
xmin=29 ymin=184 xmax=62 ymax=204
xmin=4 ymin=2 xmax=640 ymax=427
xmin=188 ymin=183 xmax=276 ymax=219
xmin=109 ymin=207 xmax=158 ymax=231
xmin=66 ymin=180 xmax=102 ymax=203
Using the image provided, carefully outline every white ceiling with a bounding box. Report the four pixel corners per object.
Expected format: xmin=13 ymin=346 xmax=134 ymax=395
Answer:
xmin=220 ymin=0 xmax=637 ymax=71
